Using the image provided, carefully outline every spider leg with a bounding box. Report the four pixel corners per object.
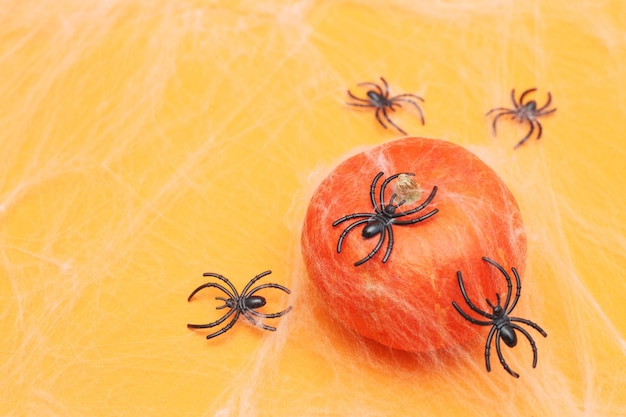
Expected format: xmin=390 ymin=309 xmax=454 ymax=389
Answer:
xmin=354 ymin=226 xmax=386 ymax=266
xmin=357 ymin=81 xmax=382 ymax=89
xmin=381 ymin=225 xmax=394 ymax=263
xmin=246 ymin=283 xmax=293 ymax=318
xmin=239 ymin=270 xmax=272 ymax=298
xmin=241 ymin=310 xmax=279 ymax=332
xmin=489 ymin=110 xmax=515 ymax=135
xmin=535 ymin=121 xmax=543 ymax=140
xmin=332 ymin=213 xmax=372 ymax=227
xmin=510 ymin=90 xmax=519 ymax=108
xmin=346 ymin=102 xmax=377 ymax=108
xmin=374 ymin=107 xmax=389 ymax=130
xmin=391 ymin=185 xmax=438 ymax=218
xmin=357 ymin=82 xmax=387 ymax=100
xmin=200 ymin=273 xmax=240 ymax=298
xmin=203 ymin=311 xmax=241 ymax=339
xmin=510 ymin=323 xmax=543 ymax=369
xmin=393 ymin=208 xmax=438 ymax=225
xmin=510 ymin=317 xmax=547 ymax=338
xmin=381 ymin=106 xmax=407 ymax=135
xmin=485 ymin=326 xmax=498 ymax=372
xmin=391 ymin=97 xmax=425 ymax=125
xmin=495 ymin=331 xmax=520 ymax=378
xmin=357 ymin=81 xmax=385 ymax=98
xmin=379 ymin=76 xmax=390 ymax=99
xmin=378 ymin=172 xmax=413 ymax=212
xmin=513 ymin=119 xmax=535 ymax=149
xmin=388 ymin=193 xmax=405 ymax=209
xmin=454 ymin=271 xmax=496 ymax=320
xmin=370 ymin=171 xmax=385 ymax=212
xmin=334 ymin=217 xmax=372 ymax=253
xmin=247 ymin=282 xmax=291 ymax=297
xmin=188 ymin=281 xmax=236 ymax=303
xmin=187 ymin=309 xmax=240 ymax=339
xmin=518 ymin=88 xmax=537 ymax=107
xmin=187 ymin=307 xmax=237 ymax=330
xmin=536 ymin=92 xmax=553 ymax=111
xmin=248 ymin=305 xmax=293 ymax=319
xmin=481 ymin=257 xmax=515 ymax=313
xmin=485 ymin=107 xmax=514 ymax=116
xmin=485 ymin=293 xmax=501 ymax=311
xmin=391 ymin=93 xmax=424 ymax=102
xmin=506 ymin=269 xmax=522 ymax=315
xmin=536 ymin=107 xmax=557 ymax=117
xmin=214 ymin=297 xmax=232 ymax=310
xmin=347 ymin=90 xmax=372 ymax=102
xmin=452 ymin=301 xmax=494 ymax=326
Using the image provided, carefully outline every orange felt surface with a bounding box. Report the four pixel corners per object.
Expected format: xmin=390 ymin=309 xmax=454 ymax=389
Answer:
xmin=1 ymin=1 xmax=625 ymax=416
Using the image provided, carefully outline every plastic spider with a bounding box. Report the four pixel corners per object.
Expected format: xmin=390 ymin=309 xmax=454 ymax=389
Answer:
xmin=187 ymin=270 xmax=292 ymax=339
xmin=452 ymin=257 xmax=548 ymax=378
xmin=332 ymin=171 xmax=438 ymax=267
xmin=486 ymin=88 xmax=557 ymax=149
xmin=346 ymin=77 xmax=425 ymax=135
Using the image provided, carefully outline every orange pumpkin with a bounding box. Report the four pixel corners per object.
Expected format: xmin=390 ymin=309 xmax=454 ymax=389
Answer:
xmin=301 ymin=137 xmax=527 ymax=352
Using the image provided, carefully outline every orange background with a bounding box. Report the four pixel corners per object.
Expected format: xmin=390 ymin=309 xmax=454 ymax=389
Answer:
xmin=1 ymin=1 xmax=625 ymax=416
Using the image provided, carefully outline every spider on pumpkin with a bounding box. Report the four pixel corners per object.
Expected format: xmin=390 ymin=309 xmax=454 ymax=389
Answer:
xmin=452 ymin=257 xmax=547 ymax=378
xmin=332 ymin=171 xmax=438 ymax=266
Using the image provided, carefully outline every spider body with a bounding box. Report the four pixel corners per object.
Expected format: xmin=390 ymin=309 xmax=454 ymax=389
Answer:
xmin=487 ymin=297 xmax=517 ymax=348
xmin=486 ymin=88 xmax=556 ymax=149
xmin=452 ymin=257 xmax=547 ymax=378
xmin=366 ymin=90 xmax=386 ymax=106
xmin=347 ymin=77 xmax=425 ymax=135
xmin=219 ymin=295 xmax=265 ymax=310
xmin=333 ymin=172 xmax=438 ymax=266
xmin=187 ymin=270 xmax=292 ymax=339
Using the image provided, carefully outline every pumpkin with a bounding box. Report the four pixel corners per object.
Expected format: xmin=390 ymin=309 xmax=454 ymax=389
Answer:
xmin=301 ymin=137 xmax=526 ymax=352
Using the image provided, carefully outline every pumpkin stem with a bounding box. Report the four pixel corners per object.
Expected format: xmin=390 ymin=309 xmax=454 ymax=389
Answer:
xmin=395 ymin=174 xmax=422 ymax=205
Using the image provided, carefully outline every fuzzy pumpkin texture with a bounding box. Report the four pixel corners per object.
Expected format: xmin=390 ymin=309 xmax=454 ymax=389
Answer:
xmin=301 ymin=137 xmax=527 ymax=352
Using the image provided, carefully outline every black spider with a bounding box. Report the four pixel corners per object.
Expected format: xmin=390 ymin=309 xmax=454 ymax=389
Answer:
xmin=452 ymin=257 xmax=547 ymax=378
xmin=346 ymin=77 xmax=425 ymax=135
xmin=486 ymin=88 xmax=557 ymax=149
xmin=332 ymin=172 xmax=438 ymax=266
xmin=187 ymin=270 xmax=292 ymax=339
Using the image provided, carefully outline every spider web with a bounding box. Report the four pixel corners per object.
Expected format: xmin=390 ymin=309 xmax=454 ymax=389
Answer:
xmin=0 ymin=0 xmax=624 ymax=416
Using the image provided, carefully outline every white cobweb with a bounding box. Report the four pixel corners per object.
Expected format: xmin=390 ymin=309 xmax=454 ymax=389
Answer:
xmin=0 ymin=0 xmax=624 ymax=416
